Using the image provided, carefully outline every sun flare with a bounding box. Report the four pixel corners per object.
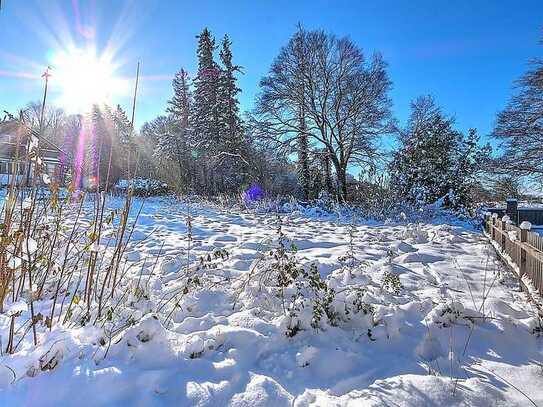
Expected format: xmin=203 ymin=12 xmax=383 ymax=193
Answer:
xmin=50 ymin=48 xmax=129 ymax=113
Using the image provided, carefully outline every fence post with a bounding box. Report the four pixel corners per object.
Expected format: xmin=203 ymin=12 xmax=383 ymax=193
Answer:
xmin=501 ymin=218 xmax=508 ymax=252
xmin=520 ymin=229 xmax=527 ymax=278
xmin=519 ymin=221 xmax=531 ymax=289
xmin=492 ymin=215 xmax=497 ymax=241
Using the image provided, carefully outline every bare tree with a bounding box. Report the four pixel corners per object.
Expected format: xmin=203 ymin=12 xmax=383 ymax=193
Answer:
xmin=492 ymin=57 xmax=543 ymax=180
xmin=492 ymin=175 xmax=523 ymax=201
xmin=254 ymin=28 xmax=392 ymax=202
xmin=21 ymin=102 xmax=66 ymax=145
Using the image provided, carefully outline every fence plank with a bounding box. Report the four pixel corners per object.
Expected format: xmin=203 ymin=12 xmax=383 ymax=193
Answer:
xmin=485 ymin=216 xmax=543 ymax=296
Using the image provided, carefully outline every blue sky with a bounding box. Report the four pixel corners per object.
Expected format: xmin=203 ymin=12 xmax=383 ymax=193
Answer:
xmin=1 ymin=0 xmax=542 ymax=146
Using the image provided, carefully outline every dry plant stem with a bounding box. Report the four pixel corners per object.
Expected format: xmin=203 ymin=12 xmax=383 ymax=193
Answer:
xmin=0 ymin=157 xmax=22 ymax=312
xmin=62 ymin=273 xmax=85 ymax=325
xmin=20 ymin=208 xmax=38 ymax=346
xmin=92 ymin=235 xmax=114 ymax=302
xmin=453 ymin=258 xmax=477 ymax=311
xmin=57 ymin=266 xmax=77 ymax=322
xmin=86 ymin=137 xmax=114 ymax=310
xmin=57 ymin=249 xmax=88 ymax=324
xmin=49 ymin=194 xmax=86 ymax=329
xmin=24 ymin=261 xmax=37 ymax=345
xmin=112 ymin=199 xmax=145 ymax=297
xmin=37 ymin=197 xmax=64 ymax=298
xmin=109 ymin=191 xmax=133 ymax=298
xmin=1 ymin=189 xmax=23 ymax=308
xmin=479 ymin=365 xmax=538 ymax=407
xmin=97 ymin=196 xmax=143 ymax=318
xmin=100 ymin=61 xmax=142 ymax=307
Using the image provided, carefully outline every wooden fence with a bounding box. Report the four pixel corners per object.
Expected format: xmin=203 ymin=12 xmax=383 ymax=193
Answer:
xmin=485 ymin=216 xmax=543 ymax=296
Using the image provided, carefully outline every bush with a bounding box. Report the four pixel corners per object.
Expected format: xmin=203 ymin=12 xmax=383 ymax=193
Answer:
xmin=115 ymin=178 xmax=170 ymax=197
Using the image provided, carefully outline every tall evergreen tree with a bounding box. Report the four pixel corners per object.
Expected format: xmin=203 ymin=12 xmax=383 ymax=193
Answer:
xmin=218 ymin=35 xmax=243 ymax=149
xmin=163 ymin=68 xmax=193 ymax=189
xmin=152 ymin=114 xmax=188 ymax=191
xmin=111 ymin=104 xmax=133 ymax=178
xmin=168 ymin=69 xmax=192 ymax=122
xmin=217 ymin=34 xmax=247 ymax=190
xmin=192 ymin=28 xmax=220 ymax=192
xmin=112 ymin=105 xmax=132 ymax=146
xmin=88 ymin=105 xmax=121 ymax=189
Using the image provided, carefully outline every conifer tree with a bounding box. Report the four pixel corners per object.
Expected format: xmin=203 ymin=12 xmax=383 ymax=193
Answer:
xmin=218 ymin=35 xmax=243 ymax=149
xmin=111 ymin=104 xmax=133 ymax=178
xmin=88 ymin=105 xmax=121 ymax=189
xmin=112 ymin=105 xmax=132 ymax=146
xmin=192 ymin=28 xmax=220 ymax=192
xmin=217 ymin=34 xmax=247 ymax=190
xmin=389 ymin=96 xmax=490 ymax=208
xmin=164 ymin=68 xmax=192 ymax=189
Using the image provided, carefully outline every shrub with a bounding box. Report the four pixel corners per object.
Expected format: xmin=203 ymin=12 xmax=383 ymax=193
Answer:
xmin=115 ymin=178 xmax=170 ymax=196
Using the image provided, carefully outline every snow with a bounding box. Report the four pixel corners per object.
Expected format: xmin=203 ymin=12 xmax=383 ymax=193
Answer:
xmin=1 ymin=196 xmax=542 ymax=406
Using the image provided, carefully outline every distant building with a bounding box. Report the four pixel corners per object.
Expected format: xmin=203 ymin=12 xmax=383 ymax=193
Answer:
xmin=0 ymin=119 xmax=66 ymax=185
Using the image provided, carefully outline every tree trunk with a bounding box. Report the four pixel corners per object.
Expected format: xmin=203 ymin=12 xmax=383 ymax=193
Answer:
xmin=323 ymin=150 xmax=333 ymax=197
xmin=328 ymin=153 xmax=348 ymax=203
xmin=337 ymin=167 xmax=348 ymax=203
xmin=298 ymin=133 xmax=310 ymax=201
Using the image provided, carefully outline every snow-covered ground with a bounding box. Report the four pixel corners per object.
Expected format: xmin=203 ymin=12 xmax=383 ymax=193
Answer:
xmin=1 ymin=197 xmax=542 ymax=406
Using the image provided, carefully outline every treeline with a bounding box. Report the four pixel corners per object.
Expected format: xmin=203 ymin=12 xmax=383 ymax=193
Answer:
xmin=18 ymin=26 xmax=543 ymax=208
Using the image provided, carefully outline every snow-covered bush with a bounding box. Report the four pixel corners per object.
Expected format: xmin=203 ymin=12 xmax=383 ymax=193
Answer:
xmin=382 ymin=269 xmax=403 ymax=295
xmin=426 ymin=300 xmax=482 ymax=327
xmin=115 ymin=178 xmax=170 ymax=196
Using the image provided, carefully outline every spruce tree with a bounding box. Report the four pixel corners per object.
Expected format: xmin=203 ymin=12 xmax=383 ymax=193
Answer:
xmin=88 ymin=105 xmax=122 ymax=189
xmin=165 ymin=68 xmax=192 ymax=189
xmin=192 ymin=28 xmax=220 ymax=192
xmin=111 ymin=105 xmax=133 ymax=178
xmin=112 ymin=105 xmax=132 ymax=145
xmin=218 ymin=35 xmax=243 ymax=148
xmin=152 ymin=114 xmax=188 ymax=191
xmin=217 ymin=34 xmax=247 ymax=190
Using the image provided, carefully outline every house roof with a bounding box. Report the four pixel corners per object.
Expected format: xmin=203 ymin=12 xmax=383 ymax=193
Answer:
xmin=0 ymin=119 xmax=66 ymax=165
xmin=0 ymin=119 xmax=64 ymax=154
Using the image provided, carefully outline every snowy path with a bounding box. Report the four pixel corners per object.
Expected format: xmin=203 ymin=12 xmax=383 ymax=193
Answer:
xmin=1 ymin=198 xmax=542 ymax=406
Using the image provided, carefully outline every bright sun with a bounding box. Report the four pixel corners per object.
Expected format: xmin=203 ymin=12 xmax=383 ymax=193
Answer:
xmin=51 ymin=48 xmax=129 ymax=113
